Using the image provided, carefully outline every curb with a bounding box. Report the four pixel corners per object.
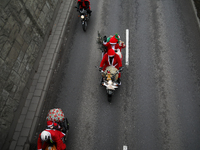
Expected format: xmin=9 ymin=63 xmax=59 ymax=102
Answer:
xmin=7 ymin=0 xmax=76 ymax=150
xmin=28 ymin=0 xmax=75 ymax=146
xmin=191 ymin=0 xmax=200 ymax=30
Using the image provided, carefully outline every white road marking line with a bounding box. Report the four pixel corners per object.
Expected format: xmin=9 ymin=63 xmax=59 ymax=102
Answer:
xmin=126 ymin=29 xmax=129 ymax=66
xmin=123 ymin=145 xmax=128 ymax=150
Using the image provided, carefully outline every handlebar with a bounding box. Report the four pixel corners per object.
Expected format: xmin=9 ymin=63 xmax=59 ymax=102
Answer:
xmin=95 ymin=66 xmax=123 ymax=75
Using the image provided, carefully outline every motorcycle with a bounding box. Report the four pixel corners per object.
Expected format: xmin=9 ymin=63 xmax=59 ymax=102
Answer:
xmin=77 ymin=8 xmax=90 ymax=31
xmin=97 ymin=31 xmax=124 ymax=102
xmin=97 ymin=66 xmax=123 ymax=102
xmin=45 ymin=108 xmax=69 ymax=150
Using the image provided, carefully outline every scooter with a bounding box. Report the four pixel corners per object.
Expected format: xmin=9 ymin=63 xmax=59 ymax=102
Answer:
xmin=97 ymin=32 xmax=124 ymax=102
xmin=45 ymin=108 xmax=69 ymax=150
xmin=97 ymin=66 xmax=123 ymax=102
xmin=43 ymin=118 xmax=69 ymax=150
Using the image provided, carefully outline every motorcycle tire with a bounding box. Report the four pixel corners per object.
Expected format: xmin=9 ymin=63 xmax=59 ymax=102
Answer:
xmin=45 ymin=144 xmax=57 ymax=150
xmin=64 ymin=118 xmax=69 ymax=140
xmin=108 ymin=94 xmax=112 ymax=103
xmin=82 ymin=21 xmax=87 ymax=31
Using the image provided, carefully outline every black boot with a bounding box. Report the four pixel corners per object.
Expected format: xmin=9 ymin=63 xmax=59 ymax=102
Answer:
xmin=117 ymin=78 xmax=121 ymax=85
xmin=100 ymin=77 xmax=104 ymax=85
xmin=89 ymin=10 xmax=92 ymax=16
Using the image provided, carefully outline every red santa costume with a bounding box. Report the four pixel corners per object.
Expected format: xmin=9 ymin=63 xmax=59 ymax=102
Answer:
xmin=37 ymin=129 xmax=66 ymax=150
xmin=47 ymin=120 xmax=61 ymax=130
xmin=100 ymin=49 xmax=122 ymax=78
xmin=77 ymin=0 xmax=91 ymax=10
xmin=103 ymin=35 xmax=125 ymax=60
xmin=103 ymin=36 xmax=120 ymax=51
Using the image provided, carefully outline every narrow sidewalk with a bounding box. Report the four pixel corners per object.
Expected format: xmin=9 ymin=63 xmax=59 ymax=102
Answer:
xmin=9 ymin=0 xmax=75 ymax=150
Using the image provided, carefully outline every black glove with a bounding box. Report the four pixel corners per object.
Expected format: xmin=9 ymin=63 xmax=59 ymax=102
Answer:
xmin=103 ymin=36 xmax=107 ymax=42
xmin=77 ymin=8 xmax=80 ymax=12
xmin=99 ymin=67 xmax=103 ymax=72
xmin=119 ymin=67 xmax=123 ymax=72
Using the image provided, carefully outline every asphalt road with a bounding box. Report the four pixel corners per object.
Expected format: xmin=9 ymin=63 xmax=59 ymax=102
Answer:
xmin=31 ymin=0 xmax=200 ymax=150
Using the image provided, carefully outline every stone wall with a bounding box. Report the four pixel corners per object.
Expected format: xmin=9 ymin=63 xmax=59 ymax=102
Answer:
xmin=0 ymin=0 xmax=61 ymax=148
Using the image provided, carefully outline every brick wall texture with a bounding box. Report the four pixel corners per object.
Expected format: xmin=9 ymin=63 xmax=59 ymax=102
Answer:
xmin=0 ymin=0 xmax=61 ymax=147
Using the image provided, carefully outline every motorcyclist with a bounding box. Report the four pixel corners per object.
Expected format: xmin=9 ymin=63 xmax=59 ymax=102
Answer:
xmin=99 ymin=48 xmax=123 ymax=85
xmin=37 ymin=129 xmax=66 ymax=150
xmin=77 ymin=0 xmax=92 ymax=16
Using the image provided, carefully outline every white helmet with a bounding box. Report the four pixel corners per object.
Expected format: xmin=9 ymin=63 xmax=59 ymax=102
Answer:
xmin=41 ymin=130 xmax=51 ymax=141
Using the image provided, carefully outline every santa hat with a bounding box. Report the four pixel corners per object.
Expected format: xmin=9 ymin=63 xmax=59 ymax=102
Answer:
xmin=107 ymin=49 xmax=115 ymax=56
xmin=109 ymin=36 xmax=118 ymax=44
xmin=47 ymin=121 xmax=53 ymax=127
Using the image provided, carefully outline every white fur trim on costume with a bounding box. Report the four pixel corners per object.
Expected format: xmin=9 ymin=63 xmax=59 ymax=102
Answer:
xmin=110 ymin=42 xmax=117 ymax=44
xmin=116 ymin=51 xmax=122 ymax=59
xmin=111 ymin=45 xmax=115 ymax=49
xmin=108 ymin=56 xmax=114 ymax=66
xmin=103 ymin=41 xmax=107 ymax=45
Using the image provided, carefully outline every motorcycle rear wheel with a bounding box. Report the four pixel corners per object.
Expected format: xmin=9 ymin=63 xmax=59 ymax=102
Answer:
xmin=45 ymin=144 xmax=57 ymax=150
xmin=108 ymin=94 xmax=112 ymax=103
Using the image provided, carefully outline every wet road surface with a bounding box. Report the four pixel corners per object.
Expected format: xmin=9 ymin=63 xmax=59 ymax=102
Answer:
xmin=31 ymin=0 xmax=200 ymax=150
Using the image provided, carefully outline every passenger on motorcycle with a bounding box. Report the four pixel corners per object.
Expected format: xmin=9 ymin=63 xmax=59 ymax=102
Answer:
xmin=103 ymin=34 xmax=125 ymax=60
xmin=37 ymin=129 xmax=66 ymax=150
xmin=47 ymin=120 xmax=61 ymax=130
xmin=99 ymin=48 xmax=123 ymax=85
xmin=77 ymin=0 xmax=92 ymax=16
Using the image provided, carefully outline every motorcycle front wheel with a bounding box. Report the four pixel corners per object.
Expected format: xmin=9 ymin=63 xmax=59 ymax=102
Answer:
xmin=82 ymin=20 xmax=87 ymax=31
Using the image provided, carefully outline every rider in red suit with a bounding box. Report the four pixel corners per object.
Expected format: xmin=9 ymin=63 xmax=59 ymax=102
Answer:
xmin=103 ymin=35 xmax=125 ymax=60
xmin=77 ymin=0 xmax=92 ymax=15
xmin=47 ymin=120 xmax=62 ymax=130
xmin=99 ymin=49 xmax=122 ymax=84
xmin=103 ymin=35 xmax=126 ymax=51
xmin=37 ymin=129 xmax=66 ymax=150
xmin=103 ymin=35 xmax=120 ymax=51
